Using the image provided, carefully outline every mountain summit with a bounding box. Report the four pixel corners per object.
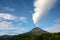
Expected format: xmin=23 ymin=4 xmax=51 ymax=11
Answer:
xmin=28 ymin=27 xmax=48 ymax=34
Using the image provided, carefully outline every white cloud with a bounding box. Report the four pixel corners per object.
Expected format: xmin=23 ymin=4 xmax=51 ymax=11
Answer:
xmin=32 ymin=0 xmax=57 ymax=26
xmin=0 ymin=32 xmax=19 ymax=35
xmin=0 ymin=28 xmax=26 ymax=35
xmin=0 ymin=26 xmax=27 ymax=35
xmin=0 ymin=13 xmax=28 ymax=35
xmin=0 ymin=21 xmax=27 ymax=35
xmin=19 ymin=16 xmax=27 ymax=23
xmin=0 ymin=21 xmax=13 ymax=30
xmin=0 ymin=13 xmax=27 ymax=23
xmin=0 ymin=32 xmax=9 ymax=36
xmin=0 ymin=21 xmax=25 ymax=30
xmin=0 ymin=13 xmax=17 ymax=20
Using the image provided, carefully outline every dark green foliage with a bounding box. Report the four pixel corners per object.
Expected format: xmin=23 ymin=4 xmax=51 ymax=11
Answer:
xmin=0 ymin=33 xmax=60 ymax=40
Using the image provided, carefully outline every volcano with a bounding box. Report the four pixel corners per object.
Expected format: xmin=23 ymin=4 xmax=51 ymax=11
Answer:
xmin=28 ymin=27 xmax=48 ymax=35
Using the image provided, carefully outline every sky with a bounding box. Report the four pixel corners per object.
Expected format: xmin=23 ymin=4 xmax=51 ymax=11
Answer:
xmin=0 ymin=0 xmax=60 ymax=35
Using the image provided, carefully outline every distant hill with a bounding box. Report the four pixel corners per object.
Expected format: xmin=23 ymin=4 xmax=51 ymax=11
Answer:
xmin=0 ymin=35 xmax=13 ymax=38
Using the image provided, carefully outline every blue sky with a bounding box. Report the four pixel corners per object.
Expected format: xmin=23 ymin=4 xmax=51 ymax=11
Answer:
xmin=0 ymin=0 xmax=60 ymax=35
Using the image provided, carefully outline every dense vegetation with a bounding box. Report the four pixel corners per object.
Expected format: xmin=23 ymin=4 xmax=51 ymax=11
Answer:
xmin=0 ymin=33 xmax=60 ymax=40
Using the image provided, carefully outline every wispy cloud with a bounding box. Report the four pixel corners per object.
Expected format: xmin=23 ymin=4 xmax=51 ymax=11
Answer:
xmin=45 ymin=24 xmax=60 ymax=32
xmin=5 ymin=7 xmax=15 ymax=12
xmin=0 ymin=7 xmax=15 ymax=12
xmin=0 ymin=13 xmax=27 ymax=23
xmin=0 ymin=21 xmax=13 ymax=30
xmin=0 ymin=13 xmax=28 ymax=35
xmin=0 ymin=32 xmax=9 ymax=36
xmin=54 ymin=19 xmax=60 ymax=23
xmin=19 ymin=16 xmax=27 ymax=23
xmin=0 ymin=13 xmax=16 ymax=20
xmin=44 ymin=19 xmax=60 ymax=33
xmin=0 ymin=21 xmax=27 ymax=35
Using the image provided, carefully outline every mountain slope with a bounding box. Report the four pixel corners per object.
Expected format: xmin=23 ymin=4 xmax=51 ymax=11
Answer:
xmin=28 ymin=27 xmax=48 ymax=35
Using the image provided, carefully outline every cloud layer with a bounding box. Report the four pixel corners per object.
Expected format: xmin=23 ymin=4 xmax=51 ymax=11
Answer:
xmin=0 ymin=13 xmax=28 ymax=35
xmin=0 ymin=13 xmax=16 ymax=20
xmin=32 ymin=0 xmax=57 ymax=26
xmin=0 ymin=13 xmax=27 ymax=23
xmin=0 ymin=21 xmax=13 ymax=30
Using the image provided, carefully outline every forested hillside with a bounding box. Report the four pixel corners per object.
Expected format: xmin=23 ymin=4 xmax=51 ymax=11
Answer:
xmin=0 ymin=33 xmax=60 ymax=40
